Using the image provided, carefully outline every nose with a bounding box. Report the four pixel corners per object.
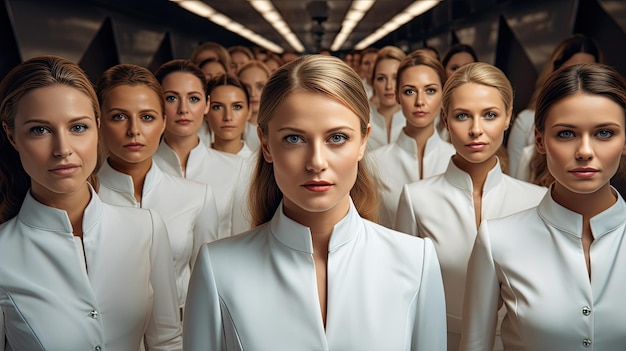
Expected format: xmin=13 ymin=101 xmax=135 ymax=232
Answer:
xmin=575 ymin=135 xmax=594 ymax=161
xmin=53 ymin=132 xmax=73 ymax=158
xmin=414 ymin=91 xmax=425 ymax=107
xmin=126 ymin=117 xmax=140 ymax=137
xmin=178 ymin=98 xmax=188 ymax=115
xmin=469 ymin=117 xmax=483 ymax=137
xmin=305 ymin=141 xmax=328 ymax=173
xmin=223 ymin=108 xmax=233 ymax=122
xmin=385 ymin=78 xmax=394 ymax=91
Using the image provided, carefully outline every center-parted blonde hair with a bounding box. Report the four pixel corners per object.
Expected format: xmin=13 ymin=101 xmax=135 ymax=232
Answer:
xmin=250 ymin=55 xmax=378 ymax=226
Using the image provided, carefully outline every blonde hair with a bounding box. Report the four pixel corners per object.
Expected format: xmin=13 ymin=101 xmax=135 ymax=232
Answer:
xmin=370 ymin=46 xmax=406 ymax=85
xmin=441 ymin=62 xmax=513 ymax=173
xmin=250 ymin=55 xmax=378 ymax=226
xmin=396 ymin=50 xmax=446 ymax=95
xmin=190 ymin=42 xmax=232 ymax=70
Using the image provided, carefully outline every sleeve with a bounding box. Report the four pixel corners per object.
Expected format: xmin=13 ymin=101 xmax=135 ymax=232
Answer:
xmin=145 ymin=210 xmax=183 ymax=351
xmin=183 ymin=244 xmax=224 ymax=351
xmin=393 ymin=184 xmax=419 ymax=236
xmin=411 ymin=238 xmax=447 ymax=351
xmin=459 ymin=221 xmax=501 ymax=351
xmin=514 ymin=145 xmax=533 ymax=181
xmin=507 ymin=110 xmax=534 ymax=177
xmin=192 ymin=185 xmax=220 ymax=270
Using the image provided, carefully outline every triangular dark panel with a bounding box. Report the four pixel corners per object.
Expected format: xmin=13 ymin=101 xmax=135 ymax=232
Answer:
xmin=148 ymin=32 xmax=173 ymax=73
xmin=574 ymin=0 xmax=626 ymax=77
xmin=450 ymin=29 xmax=460 ymax=46
xmin=78 ymin=17 xmax=120 ymax=84
xmin=0 ymin=0 xmax=22 ymax=81
xmin=494 ymin=14 xmax=537 ymax=117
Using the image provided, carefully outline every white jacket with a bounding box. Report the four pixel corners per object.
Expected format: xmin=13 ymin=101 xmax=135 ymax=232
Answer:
xmin=184 ymin=200 xmax=447 ymax=351
xmin=367 ymin=105 xmax=405 ymax=151
xmin=0 ymin=188 xmax=181 ymax=351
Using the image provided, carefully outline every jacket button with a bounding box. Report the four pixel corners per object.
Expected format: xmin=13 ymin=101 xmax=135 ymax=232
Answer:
xmin=94 ymin=346 xmax=102 ymax=351
xmin=582 ymin=339 xmax=592 ymax=347
xmin=582 ymin=306 xmax=591 ymax=316
xmin=88 ymin=310 xmax=98 ymax=319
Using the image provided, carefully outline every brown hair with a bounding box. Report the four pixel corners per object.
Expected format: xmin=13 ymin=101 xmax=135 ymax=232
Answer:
xmin=206 ymin=74 xmax=250 ymax=107
xmin=97 ymin=64 xmax=165 ymax=114
xmin=0 ymin=55 xmax=101 ymax=222
xmin=155 ymin=59 xmax=208 ymax=98
xmin=250 ymin=55 xmax=378 ymax=226
xmin=396 ymin=50 xmax=446 ymax=96
xmin=237 ymin=60 xmax=271 ymax=81
xmin=190 ymin=42 xmax=232 ymax=70
xmin=370 ymin=46 xmax=406 ymax=86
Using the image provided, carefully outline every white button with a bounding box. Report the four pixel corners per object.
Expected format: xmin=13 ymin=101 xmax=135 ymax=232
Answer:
xmin=582 ymin=306 xmax=591 ymax=316
xmin=582 ymin=339 xmax=591 ymax=347
xmin=94 ymin=346 xmax=102 ymax=351
xmin=88 ymin=310 xmax=98 ymax=319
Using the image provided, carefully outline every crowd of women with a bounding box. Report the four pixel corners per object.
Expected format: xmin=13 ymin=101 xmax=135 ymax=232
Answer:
xmin=1 ymin=34 xmax=625 ymax=351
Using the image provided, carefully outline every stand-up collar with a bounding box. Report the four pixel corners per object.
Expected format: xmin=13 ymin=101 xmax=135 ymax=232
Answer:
xmin=98 ymin=159 xmax=162 ymax=199
xmin=444 ymin=157 xmax=503 ymax=193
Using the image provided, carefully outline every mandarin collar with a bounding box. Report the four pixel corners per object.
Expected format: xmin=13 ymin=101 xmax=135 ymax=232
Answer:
xmin=538 ymin=186 xmax=626 ymax=240
xmin=269 ymin=199 xmax=363 ymax=254
xmin=396 ymin=128 xmax=444 ymax=157
xmin=443 ymin=157 xmax=503 ymax=193
xmin=18 ymin=184 xmax=103 ymax=235
xmin=98 ymin=159 xmax=162 ymax=197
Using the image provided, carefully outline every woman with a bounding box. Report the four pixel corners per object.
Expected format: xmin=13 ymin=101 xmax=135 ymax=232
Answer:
xmin=228 ymin=46 xmax=254 ymax=72
xmin=184 ymin=55 xmax=446 ymax=350
xmin=395 ymin=62 xmax=546 ymax=351
xmin=508 ymin=34 xmax=601 ymax=178
xmin=0 ymin=56 xmax=181 ymax=350
xmin=368 ymin=46 xmax=406 ymax=151
xmin=96 ymin=64 xmax=220 ymax=314
xmin=190 ymin=41 xmax=232 ymax=72
xmin=198 ymin=57 xmax=227 ymax=81
xmin=371 ymin=50 xmax=455 ymax=228
xmin=237 ymin=60 xmax=271 ymax=151
xmin=441 ymin=44 xmax=479 ymax=79
xmin=461 ymin=64 xmax=626 ymax=350
xmin=205 ymin=74 xmax=252 ymax=157
xmin=153 ymin=60 xmax=248 ymax=237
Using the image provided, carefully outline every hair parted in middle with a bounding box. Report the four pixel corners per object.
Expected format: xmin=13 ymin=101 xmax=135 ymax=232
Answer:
xmin=396 ymin=50 xmax=446 ymax=96
xmin=250 ymin=54 xmax=378 ymax=226
xmin=97 ymin=64 xmax=165 ymax=114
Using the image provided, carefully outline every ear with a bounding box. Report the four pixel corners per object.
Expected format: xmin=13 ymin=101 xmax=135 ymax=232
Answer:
xmin=622 ymin=140 xmax=626 ymax=156
xmin=204 ymin=95 xmax=211 ymax=115
xmin=504 ymin=108 xmax=513 ymax=131
xmin=535 ymin=127 xmax=547 ymax=155
xmin=2 ymin=121 xmax=17 ymax=149
xmin=358 ymin=123 xmax=371 ymax=161
xmin=160 ymin=113 xmax=167 ymax=134
xmin=258 ymin=126 xmax=272 ymax=163
xmin=441 ymin=110 xmax=449 ymax=131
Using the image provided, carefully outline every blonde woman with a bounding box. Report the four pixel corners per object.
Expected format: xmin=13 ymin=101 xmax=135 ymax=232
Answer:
xmin=184 ymin=55 xmax=446 ymax=350
xmin=237 ymin=60 xmax=271 ymax=151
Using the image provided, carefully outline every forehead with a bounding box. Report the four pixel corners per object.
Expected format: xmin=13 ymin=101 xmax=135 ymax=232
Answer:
xmin=239 ymin=67 xmax=268 ymax=80
xmin=210 ymin=85 xmax=246 ymax=99
xmin=545 ymin=92 xmax=625 ymax=126
xmin=375 ymin=59 xmax=400 ymax=73
xmin=162 ymin=71 xmax=204 ymax=90
xmin=448 ymin=52 xmax=475 ymax=65
xmin=449 ymin=83 xmax=503 ymax=108
xmin=16 ymin=85 xmax=95 ymax=122
xmin=399 ymin=65 xmax=440 ymax=84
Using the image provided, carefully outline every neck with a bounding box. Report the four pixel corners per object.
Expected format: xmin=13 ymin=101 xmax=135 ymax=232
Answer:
xmin=107 ymin=157 xmax=150 ymax=202
xmin=551 ymin=182 xmax=617 ymax=219
xmin=452 ymin=154 xmax=498 ymax=193
xmin=249 ymin=112 xmax=258 ymax=126
xmin=30 ymin=183 xmax=92 ymax=237
xmin=377 ymin=104 xmax=400 ymax=121
xmin=212 ymin=138 xmax=243 ymax=155
xmin=163 ymin=132 xmax=200 ymax=171
xmin=403 ymin=123 xmax=435 ymax=158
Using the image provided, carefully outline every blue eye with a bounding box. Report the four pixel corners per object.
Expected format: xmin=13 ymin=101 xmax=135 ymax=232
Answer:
xmin=70 ymin=124 xmax=88 ymax=133
xmin=403 ymin=89 xmax=415 ymax=96
xmin=597 ymin=129 xmax=614 ymax=139
xmin=165 ymin=95 xmax=177 ymax=102
xmin=485 ymin=112 xmax=497 ymax=119
xmin=328 ymin=133 xmax=348 ymax=144
xmin=190 ymin=96 xmax=201 ymax=103
xmin=455 ymin=113 xmax=469 ymax=120
xmin=112 ymin=114 xmax=126 ymax=121
xmin=233 ymin=104 xmax=244 ymax=110
xmin=556 ymin=130 xmax=575 ymax=139
xmin=29 ymin=126 xmax=49 ymax=135
xmin=283 ymin=135 xmax=303 ymax=144
xmin=211 ymin=104 xmax=222 ymax=111
xmin=426 ymin=88 xmax=437 ymax=94
xmin=141 ymin=114 xmax=156 ymax=121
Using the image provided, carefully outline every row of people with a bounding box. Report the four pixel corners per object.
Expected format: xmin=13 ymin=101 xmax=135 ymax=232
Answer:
xmin=2 ymin=53 xmax=626 ymax=351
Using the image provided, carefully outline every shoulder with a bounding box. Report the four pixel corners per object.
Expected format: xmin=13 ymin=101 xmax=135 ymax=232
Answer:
xmin=501 ymin=175 xmax=547 ymax=197
xmin=361 ymin=219 xmax=429 ymax=256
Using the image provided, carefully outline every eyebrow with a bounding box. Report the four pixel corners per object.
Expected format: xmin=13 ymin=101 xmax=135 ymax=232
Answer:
xmin=105 ymin=107 xmax=160 ymax=115
xmin=551 ymin=122 xmax=622 ymax=128
xmin=22 ymin=116 xmax=94 ymax=125
xmin=401 ymin=83 xmax=440 ymax=89
xmin=164 ymin=90 xmax=204 ymax=96
xmin=277 ymin=126 xmax=357 ymax=133
xmin=451 ymin=106 xmax=502 ymax=113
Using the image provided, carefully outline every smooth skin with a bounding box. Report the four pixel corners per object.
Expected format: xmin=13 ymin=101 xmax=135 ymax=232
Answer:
xmin=373 ymin=58 xmax=401 ymax=142
xmin=206 ymin=85 xmax=249 ymax=154
xmin=238 ymin=66 xmax=269 ymax=125
xmin=445 ymin=52 xmax=475 ymax=78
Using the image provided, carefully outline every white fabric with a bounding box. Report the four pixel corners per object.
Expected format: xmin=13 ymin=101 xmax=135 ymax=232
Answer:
xmin=197 ymin=120 xmax=212 ymax=148
xmin=507 ymin=109 xmax=535 ymax=177
xmin=230 ymin=153 xmax=258 ymax=234
xmin=242 ymin=121 xmax=260 ymax=152
xmin=0 ymin=188 xmax=181 ymax=351
xmin=98 ymin=161 xmax=220 ymax=309
xmin=363 ymin=77 xmax=373 ymax=100
xmin=461 ymin=189 xmax=626 ymax=351
xmin=514 ymin=144 xmax=535 ymax=181
xmin=236 ymin=141 xmax=253 ymax=158
xmin=371 ymin=129 xmax=455 ymax=228
xmin=184 ymin=200 xmax=447 ymax=351
xmin=395 ymin=159 xmax=546 ymax=351
xmin=367 ymin=105 xmax=404 ymax=151
xmin=154 ymin=141 xmax=247 ymax=236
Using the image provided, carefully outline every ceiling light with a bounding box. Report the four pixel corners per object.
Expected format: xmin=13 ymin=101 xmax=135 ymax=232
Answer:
xmin=249 ymin=0 xmax=305 ymax=52
xmin=355 ymin=0 xmax=440 ymax=50
xmin=172 ymin=0 xmax=284 ymax=53
xmin=330 ymin=0 xmax=376 ymax=51
xmin=351 ymin=0 xmax=376 ymax=12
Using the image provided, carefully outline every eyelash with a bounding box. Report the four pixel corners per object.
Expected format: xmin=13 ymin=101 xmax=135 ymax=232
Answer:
xmin=281 ymin=133 xmax=350 ymax=145
xmin=29 ymin=124 xmax=88 ymax=135
xmin=556 ymin=129 xmax=615 ymax=139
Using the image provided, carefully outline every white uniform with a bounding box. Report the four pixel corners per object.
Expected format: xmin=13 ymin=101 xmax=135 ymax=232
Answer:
xmin=97 ymin=161 xmax=220 ymax=310
xmin=184 ymin=200 xmax=447 ymax=351
xmin=507 ymin=109 xmax=535 ymax=177
xmin=371 ymin=130 xmax=455 ymax=228
xmin=243 ymin=121 xmax=260 ymax=152
xmin=514 ymin=144 xmax=535 ymax=181
xmin=395 ymin=159 xmax=546 ymax=351
xmin=236 ymin=141 xmax=253 ymax=158
xmin=154 ymin=141 xmax=247 ymax=236
xmin=367 ymin=106 xmax=404 ymax=151
xmin=0 ymin=188 xmax=181 ymax=351
xmin=461 ymin=189 xmax=626 ymax=351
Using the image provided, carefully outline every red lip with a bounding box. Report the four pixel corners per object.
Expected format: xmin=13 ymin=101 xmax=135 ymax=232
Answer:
xmin=49 ymin=163 xmax=80 ymax=175
xmin=176 ymin=119 xmax=192 ymax=125
xmin=124 ymin=142 xmax=144 ymax=150
xmin=384 ymin=94 xmax=395 ymax=99
xmin=302 ymin=180 xmax=333 ymax=192
xmin=412 ymin=110 xmax=428 ymax=117
xmin=569 ymin=167 xmax=599 ymax=179
xmin=466 ymin=142 xmax=487 ymax=151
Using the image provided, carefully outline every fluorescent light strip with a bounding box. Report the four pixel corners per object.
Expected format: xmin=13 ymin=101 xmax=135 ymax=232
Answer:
xmin=355 ymin=0 xmax=441 ymax=50
xmin=172 ymin=0 xmax=284 ymax=53
xmin=330 ymin=0 xmax=375 ymax=51
xmin=248 ymin=0 xmax=305 ymax=53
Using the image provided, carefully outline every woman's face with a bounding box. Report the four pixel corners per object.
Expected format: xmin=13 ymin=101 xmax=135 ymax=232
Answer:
xmin=537 ymin=92 xmax=626 ymax=196
xmin=231 ymin=51 xmax=250 ymax=72
xmin=261 ymin=91 xmax=369 ymax=225
xmin=4 ymin=85 xmax=98 ymax=202
xmin=445 ymin=82 xmax=511 ymax=169
xmin=161 ymin=72 xmax=209 ymax=139
xmin=445 ymin=52 xmax=475 ymax=78
xmin=99 ymin=84 xmax=165 ymax=171
xmin=373 ymin=59 xmax=400 ymax=109
xmin=201 ymin=61 xmax=226 ymax=81
xmin=195 ymin=49 xmax=219 ymax=65
xmin=264 ymin=59 xmax=280 ymax=73
xmin=207 ymin=85 xmax=249 ymax=145
xmin=398 ymin=65 xmax=442 ymax=136
xmin=561 ymin=52 xmax=597 ymax=68
xmin=238 ymin=66 xmax=269 ymax=117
